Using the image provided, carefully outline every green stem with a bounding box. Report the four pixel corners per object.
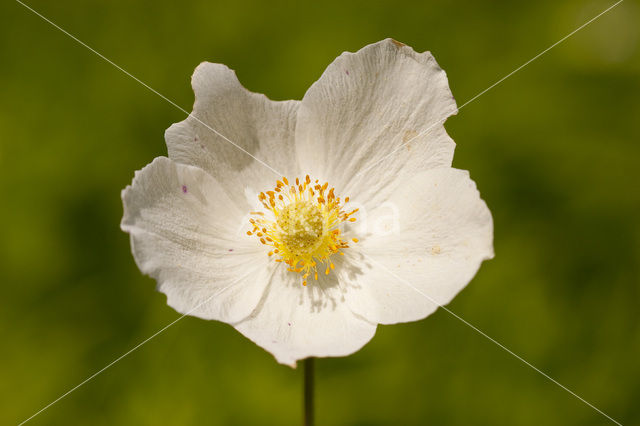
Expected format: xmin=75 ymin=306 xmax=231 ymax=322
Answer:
xmin=304 ymin=357 xmax=314 ymax=426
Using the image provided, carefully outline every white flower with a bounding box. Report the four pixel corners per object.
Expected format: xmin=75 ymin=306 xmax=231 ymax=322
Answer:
xmin=121 ymin=39 xmax=494 ymax=367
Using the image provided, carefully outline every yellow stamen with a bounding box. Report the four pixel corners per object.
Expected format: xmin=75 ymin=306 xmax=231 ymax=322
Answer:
xmin=247 ymin=176 xmax=358 ymax=286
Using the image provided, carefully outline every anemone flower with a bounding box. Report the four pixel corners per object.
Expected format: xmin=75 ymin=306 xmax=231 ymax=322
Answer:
xmin=121 ymin=39 xmax=493 ymax=367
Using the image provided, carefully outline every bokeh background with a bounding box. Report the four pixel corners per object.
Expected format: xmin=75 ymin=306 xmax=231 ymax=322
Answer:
xmin=1 ymin=0 xmax=639 ymax=424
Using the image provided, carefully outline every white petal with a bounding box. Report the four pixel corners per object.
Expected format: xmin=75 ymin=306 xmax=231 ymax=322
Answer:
xmin=165 ymin=63 xmax=299 ymax=209
xmin=234 ymin=266 xmax=377 ymax=367
xmin=342 ymin=168 xmax=493 ymax=324
xmin=121 ymin=157 xmax=270 ymax=323
xmin=295 ymin=39 xmax=457 ymax=208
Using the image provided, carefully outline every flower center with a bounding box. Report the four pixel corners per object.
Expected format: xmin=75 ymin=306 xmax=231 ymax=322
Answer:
xmin=247 ymin=176 xmax=358 ymax=286
xmin=278 ymin=201 xmax=324 ymax=255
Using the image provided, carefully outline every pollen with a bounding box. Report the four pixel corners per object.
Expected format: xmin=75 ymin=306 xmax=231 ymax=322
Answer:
xmin=248 ymin=176 xmax=358 ymax=286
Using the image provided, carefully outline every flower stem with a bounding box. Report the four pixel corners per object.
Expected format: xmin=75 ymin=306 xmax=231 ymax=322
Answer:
xmin=303 ymin=357 xmax=314 ymax=426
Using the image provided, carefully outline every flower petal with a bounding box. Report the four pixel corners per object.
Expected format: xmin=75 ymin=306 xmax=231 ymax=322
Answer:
xmin=234 ymin=267 xmax=377 ymax=367
xmin=121 ymin=157 xmax=270 ymax=323
xmin=295 ymin=38 xmax=458 ymax=207
xmin=342 ymin=168 xmax=493 ymax=324
xmin=165 ymin=63 xmax=299 ymax=208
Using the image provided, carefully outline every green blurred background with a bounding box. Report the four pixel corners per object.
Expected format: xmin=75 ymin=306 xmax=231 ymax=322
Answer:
xmin=1 ymin=0 xmax=639 ymax=424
